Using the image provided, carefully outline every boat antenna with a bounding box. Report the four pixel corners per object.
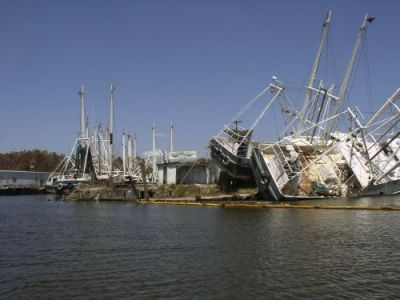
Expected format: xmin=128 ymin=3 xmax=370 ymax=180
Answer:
xmin=233 ymin=120 xmax=242 ymax=131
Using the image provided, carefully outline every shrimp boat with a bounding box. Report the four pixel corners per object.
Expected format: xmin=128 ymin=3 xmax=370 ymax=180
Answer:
xmin=46 ymin=137 xmax=94 ymax=193
xmin=209 ymin=127 xmax=254 ymax=181
xmin=209 ymin=11 xmax=336 ymax=183
xmin=46 ymin=86 xmax=96 ymax=194
xmin=253 ymin=88 xmax=400 ymax=201
xmin=46 ymin=85 xmax=140 ymax=194
xmin=339 ymin=89 xmax=400 ymax=196
xmin=249 ymin=80 xmax=352 ymax=201
xmin=210 ymin=11 xmax=399 ymax=201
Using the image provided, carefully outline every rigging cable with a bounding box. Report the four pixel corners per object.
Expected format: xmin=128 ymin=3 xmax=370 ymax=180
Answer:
xmin=334 ymin=37 xmax=365 ymax=133
xmin=327 ymin=29 xmax=340 ymax=88
xmin=363 ymin=34 xmax=374 ymax=114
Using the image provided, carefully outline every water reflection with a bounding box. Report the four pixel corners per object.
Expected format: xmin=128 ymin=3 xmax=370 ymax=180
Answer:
xmin=1 ymin=195 xmax=400 ymax=299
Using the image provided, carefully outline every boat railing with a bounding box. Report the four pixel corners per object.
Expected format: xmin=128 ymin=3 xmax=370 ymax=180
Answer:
xmin=223 ymin=126 xmax=253 ymax=142
xmin=271 ymin=144 xmax=300 ymax=179
xmin=215 ymin=126 xmax=254 ymax=156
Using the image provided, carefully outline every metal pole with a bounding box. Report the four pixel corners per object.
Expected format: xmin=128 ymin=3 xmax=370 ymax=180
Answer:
xmin=127 ymin=134 xmax=132 ymax=174
xmin=374 ymin=160 xmax=400 ymax=184
xmin=152 ymin=122 xmax=156 ymax=182
xmin=133 ymin=134 xmax=137 ymax=170
xmin=298 ymin=10 xmax=332 ymax=132
xmin=79 ymin=86 xmax=86 ymax=139
xmin=122 ymin=132 xmax=126 ymax=177
xmin=109 ymin=84 xmax=115 ymax=178
xmin=366 ymin=88 xmax=400 ymax=127
xmin=170 ymin=121 xmax=174 ymax=153
xmin=327 ymin=14 xmax=374 ymax=134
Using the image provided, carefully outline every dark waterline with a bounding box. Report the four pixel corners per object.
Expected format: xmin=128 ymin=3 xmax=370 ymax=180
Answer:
xmin=1 ymin=195 xmax=400 ymax=299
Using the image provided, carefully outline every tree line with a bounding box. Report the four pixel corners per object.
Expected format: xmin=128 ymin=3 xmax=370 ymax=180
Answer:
xmin=0 ymin=150 xmax=64 ymax=172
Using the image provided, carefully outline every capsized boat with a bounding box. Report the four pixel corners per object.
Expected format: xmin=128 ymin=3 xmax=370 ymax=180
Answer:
xmin=251 ymin=89 xmax=400 ymax=201
xmin=209 ymin=79 xmax=297 ymax=181
xmin=210 ymin=11 xmax=399 ymax=200
xmin=209 ymin=127 xmax=254 ymax=181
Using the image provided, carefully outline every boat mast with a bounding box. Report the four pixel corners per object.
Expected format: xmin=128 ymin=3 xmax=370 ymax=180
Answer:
xmin=122 ymin=132 xmax=126 ymax=177
xmin=85 ymin=117 xmax=89 ymax=139
xmin=79 ymin=86 xmax=86 ymax=139
xmin=97 ymin=123 xmax=102 ymax=174
xmin=127 ymin=134 xmax=133 ymax=175
xmin=109 ymin=84 xmax=115 ymax=177
xmin=298 ymin=10 xmax=333 ymax=134
xmin=170 ymin=121 xmax=174 ymax=153
xmin=327 ymin=13 xmax=374 ymax=135
xmin=133 ymin=134 xmax=137 ymax=170
xmin=152 ymin=122 xmax=157 ymax=182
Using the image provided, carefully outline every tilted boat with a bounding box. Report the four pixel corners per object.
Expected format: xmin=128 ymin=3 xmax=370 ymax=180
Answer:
xmin=209 ymin=127 xmax=254 ymax=181
xmin=210 ymin=11 xmax=399 ymax=201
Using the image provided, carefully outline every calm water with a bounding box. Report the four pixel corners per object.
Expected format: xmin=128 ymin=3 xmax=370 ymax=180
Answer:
xmin=1 ymin=195 xmax=400 ymax=299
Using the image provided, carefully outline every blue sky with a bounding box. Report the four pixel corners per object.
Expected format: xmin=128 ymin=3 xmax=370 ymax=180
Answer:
xmin=0 ymin=0 xmax=399 ymax=156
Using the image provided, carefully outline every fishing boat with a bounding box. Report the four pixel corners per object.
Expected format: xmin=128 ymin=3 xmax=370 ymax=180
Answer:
xmin=46 ymin=138 xmax=94 ymax=194
xmin=210 ymin=11 xmax=399 ymax=201
xmin=340 ymin=89 xmax=400 ymax=196
xmin=46 ymin=86 xmax=95 ymax=194
xmin=209 ymin=128 xmax=254 ymax=181
xmin=46 ymin=85 xmax=130 ymax=194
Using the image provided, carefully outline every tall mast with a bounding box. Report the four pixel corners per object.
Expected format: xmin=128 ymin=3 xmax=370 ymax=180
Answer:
xmin=85 ymin=117 xmax=89 ymax=138
xmin=133 ymin=134 xmax=137 ymax=170
xmin=93 ymin=124 xmax=98 ymax=154
xmin=79 ymin=86 xmax=86 ymax=139
xmin=308 ymin=10 xmax=332 ymax=93
xmin=152 ymin=122 xmax=156 ymax=182
xmin=152 ymin=122 xmax=156 ymax=153
xmin=127 ymin=134 xmax=132 ymax=174
xmin=122 ymin=132 xmax=126 ymax=177
xmin=97 ymin=123 xmax=102 ymax=174
xmin=109 ymin=84 xmax=115 ymax=177
xmin=170 ymin=121 xmax=174 ymax=153
xmin=328 ymin=14 xmax=374 ymax=134
xmin=298 ymin=10 xmax=332 ymax=133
